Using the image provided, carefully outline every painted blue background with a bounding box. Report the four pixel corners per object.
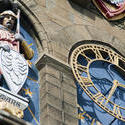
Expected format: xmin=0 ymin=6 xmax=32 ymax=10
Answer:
xmin=20 ymin=27 xmax=40 ymax=125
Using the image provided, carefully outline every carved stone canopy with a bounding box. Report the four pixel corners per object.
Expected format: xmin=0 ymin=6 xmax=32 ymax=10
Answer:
xmin=70 ymin=0 xmax=91 ymax=7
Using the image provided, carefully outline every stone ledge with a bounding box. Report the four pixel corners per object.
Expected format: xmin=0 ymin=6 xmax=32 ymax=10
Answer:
xmin=36 ymin=53 xmax=72 ymax=74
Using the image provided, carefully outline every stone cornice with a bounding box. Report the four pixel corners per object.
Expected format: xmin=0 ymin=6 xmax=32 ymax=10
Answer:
xmin=36 ymin=53 xmax=72 ymax=74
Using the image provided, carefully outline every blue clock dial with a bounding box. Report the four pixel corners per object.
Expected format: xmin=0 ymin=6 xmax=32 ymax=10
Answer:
xmin=77 ymin=82 xmax=125 ymax=125
xmin=89 ymin=60 xmax=125 ymax=106
xmin=70 ymin=41 xmax=125 ymax=122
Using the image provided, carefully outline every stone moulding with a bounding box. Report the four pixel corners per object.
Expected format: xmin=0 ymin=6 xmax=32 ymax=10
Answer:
xmin=36 ymin=53 xmax=71 ymax=72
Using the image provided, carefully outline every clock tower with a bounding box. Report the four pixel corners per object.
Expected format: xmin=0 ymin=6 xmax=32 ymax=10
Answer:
xmin=0 ymin=0 xmax=125 ymax=125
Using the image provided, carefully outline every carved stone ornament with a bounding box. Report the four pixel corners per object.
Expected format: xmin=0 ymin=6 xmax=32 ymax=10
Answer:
xmin=92 ymin=0 xmax=125 ymax=20
xmin=0 ymin=86 xmax=29 ymax=118
xmin=0 ymin=49 xmax=29 ymax=94
xmin=0 ymin=100 xmax=24 ymax=118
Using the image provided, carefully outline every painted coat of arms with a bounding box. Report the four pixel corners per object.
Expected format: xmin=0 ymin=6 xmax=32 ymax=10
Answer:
xmin=0 ymin=49 xmax=28 ymax=94
xmin=92 ymin=0 xmax=125 ymax=20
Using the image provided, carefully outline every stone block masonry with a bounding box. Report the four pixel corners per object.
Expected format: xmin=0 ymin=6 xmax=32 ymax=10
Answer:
xmin=36 ymin=53 xmax=78 ymax=125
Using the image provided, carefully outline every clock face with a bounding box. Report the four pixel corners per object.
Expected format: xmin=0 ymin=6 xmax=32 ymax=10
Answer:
xmin=77 ymin=82 xmax=125 ymax=125
xmin=70 ymin=41 xmax=125 ymax=122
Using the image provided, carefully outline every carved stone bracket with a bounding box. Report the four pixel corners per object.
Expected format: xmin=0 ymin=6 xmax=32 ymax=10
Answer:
xmin=0 ymin=87 xmax=29 ymax=119
xmin=0 ymin=100 xmax=24 ymax=118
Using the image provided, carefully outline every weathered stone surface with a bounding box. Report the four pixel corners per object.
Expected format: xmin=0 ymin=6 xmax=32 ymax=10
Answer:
xmin=46 ymin=64 xmax=61 ymax=79
xmin=20 ymin=0 xmax=125 ymax=60
xmin=63 ymin=90 xmax=77 ymax=106
xmin=64 ymin=113 xmax=78 ymax=125
xmin=47 ymin=94 xmax=63 ymax=110
xmin=63 ymin=102 xmax=78 ymax=117
xmin=71 ymin=0 xmax=91 ymax=7
xmin=46 ymin=82 xmax=62 ymax=99
xmin=62 ymin=73 xmax=76 ymax=88
xmin=37 ymin=54 xmax=78 ymax=125
xmin=62 ymin=81 xmax=76 ymax=95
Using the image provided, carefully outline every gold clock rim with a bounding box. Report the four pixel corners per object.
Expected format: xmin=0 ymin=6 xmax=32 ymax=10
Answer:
xmin=70 ymin=43 xmax=125 ymax=121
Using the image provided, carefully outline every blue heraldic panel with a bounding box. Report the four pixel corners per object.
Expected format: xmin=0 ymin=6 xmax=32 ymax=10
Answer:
xmin=19 ymin=27 xmax=40 ymax=125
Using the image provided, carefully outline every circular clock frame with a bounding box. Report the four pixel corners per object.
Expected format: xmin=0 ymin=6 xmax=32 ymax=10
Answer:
xmin=70 ymin=41 xmax=125 ymax=122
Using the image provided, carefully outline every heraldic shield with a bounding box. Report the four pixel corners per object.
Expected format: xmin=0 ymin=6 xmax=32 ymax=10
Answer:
xmin=92 ymin=0 xmax=125 ymax=20
xmin=0 ymin=49 xmax=28 ymax=94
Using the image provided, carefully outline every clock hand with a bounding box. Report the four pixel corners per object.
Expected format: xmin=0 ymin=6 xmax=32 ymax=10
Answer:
xmin=109 ymin=118 xmax=117 ymax=125
xmin=107 ymin=64 xmax=114 ymax=80
xmin=103 ymin=87 xmax=111 ymax=96
xmin=102 ymin=62 xmax=114 ymax=81
xmin=118 ymin=82 xmax=125 ymax=88
xmin=105 ymin=80 xmax=118 ymax=105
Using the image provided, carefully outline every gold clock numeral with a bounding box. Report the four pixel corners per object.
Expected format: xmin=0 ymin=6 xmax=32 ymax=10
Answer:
xmin=91 ymin=119 xmax=102 ymax=125
xmin=105 ymin=80 xmax=118 ymax=105
xmin=80 ymin=52 xmax=91 ymax=62
xmin=94 ymin=92 xmax=102 ymax=99
xmin=93 ymin=49 xmax=103 ymax=59
xmin=78 ymin=112 xmax=85 ymax=119
xmin=86 ymin=114 xmax=92 ymax=119
xmin=81 ymin=77 xmax=93 ymax=87
xmin=96 ymin=121 xmax=102 ymax=125
xmin=84 ymin=82 xmax=93 ymax=87
xmin=113 ymin=105 xmax=122 ymax=117
xmin=109 ymin=54 xmax=119 ymax=65
xmin=77 ymin=64 xmax=87 ymax=73
xmin=91 ymin=119 xmax=95 ymax=125
xmin=93 ymin=92 xmax=105 ymax=104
